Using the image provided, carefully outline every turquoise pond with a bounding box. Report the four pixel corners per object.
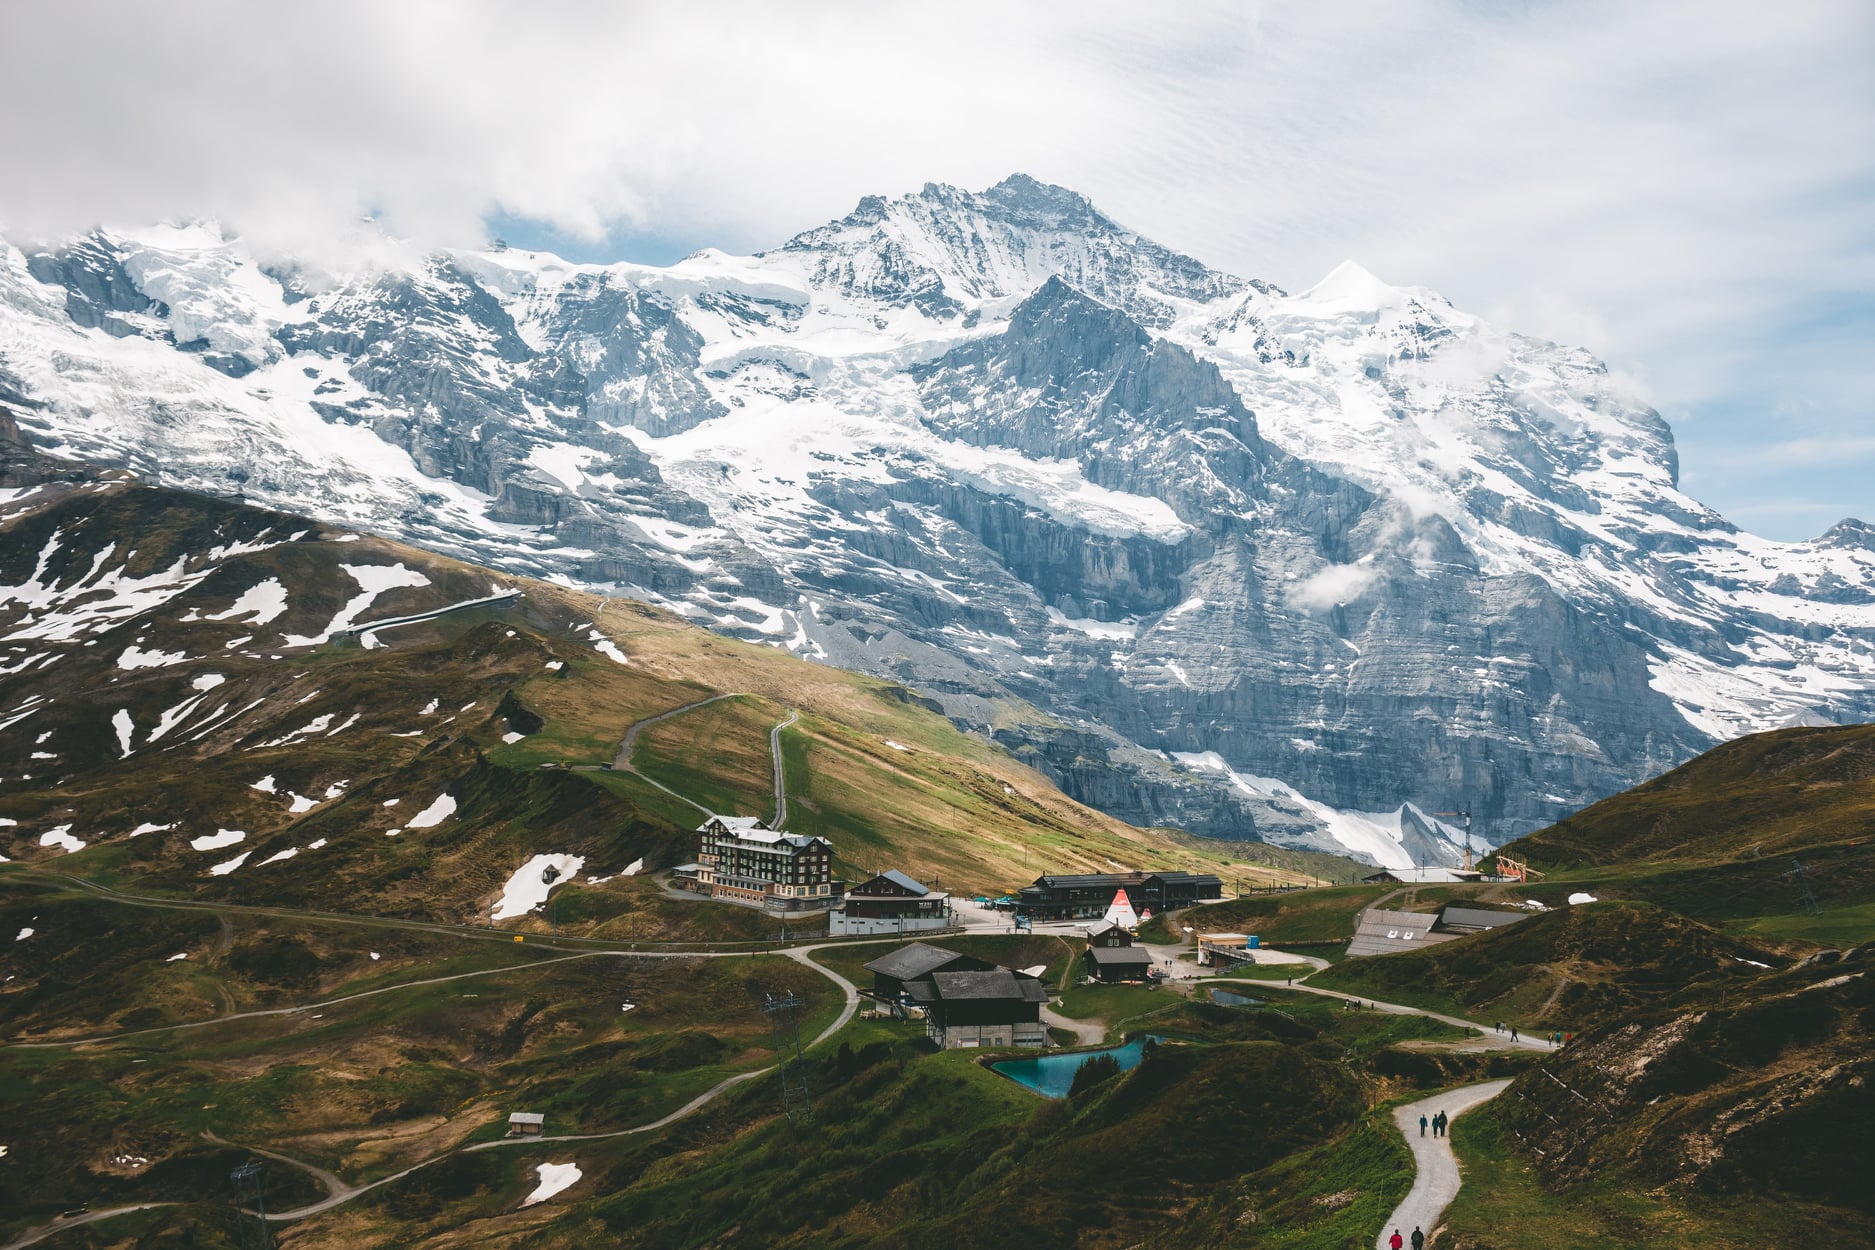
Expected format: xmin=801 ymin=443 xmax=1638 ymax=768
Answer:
xmin=1209 ymin=989 xmax=1265 ymax=1008
xmin=991 ymin=1037 xmax=1162 ymax=1098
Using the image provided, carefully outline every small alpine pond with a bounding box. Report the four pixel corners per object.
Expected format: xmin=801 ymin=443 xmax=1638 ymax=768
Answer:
xmin=991 ymin=1036 xmax=1165 ymax=1099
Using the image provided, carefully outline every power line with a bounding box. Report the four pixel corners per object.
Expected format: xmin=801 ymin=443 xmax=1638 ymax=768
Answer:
xmin=763 ymin=991 xmax=813 ymax=1124
xmin=229 ymin=1161 xmax=273 ymax=1250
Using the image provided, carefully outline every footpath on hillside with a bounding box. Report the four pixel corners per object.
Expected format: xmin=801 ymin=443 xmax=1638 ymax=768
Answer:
xmin=1376 ymin=1080 xmax=1511 ymax=1250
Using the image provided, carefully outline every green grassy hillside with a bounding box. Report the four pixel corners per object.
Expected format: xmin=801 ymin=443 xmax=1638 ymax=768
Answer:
xmin=1309 ymin=901 xmax=1783 ymax=1031
xmin=1496 ymin=723 xmax=1875 ymax=869
xmin=1444 ymin=941 xmax=1875 ymax=1247
xmin=0 ymin=479 xmax=1312 ymax=929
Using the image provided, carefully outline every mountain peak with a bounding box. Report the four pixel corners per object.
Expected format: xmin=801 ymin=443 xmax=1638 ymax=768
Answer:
xmin=777 ymin=176 xmax=1243 ymax=326
xmin=1295 ymin=259 xmax=1403 ymax=310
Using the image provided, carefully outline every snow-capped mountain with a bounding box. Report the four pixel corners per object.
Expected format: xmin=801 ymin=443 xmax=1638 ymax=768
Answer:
xmin=4 ymin=175 xmax=1872 ymax=867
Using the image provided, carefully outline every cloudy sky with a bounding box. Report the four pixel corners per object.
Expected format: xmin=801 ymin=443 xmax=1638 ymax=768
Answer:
xmin=2 ymin=1 xmax=1870 ymax=538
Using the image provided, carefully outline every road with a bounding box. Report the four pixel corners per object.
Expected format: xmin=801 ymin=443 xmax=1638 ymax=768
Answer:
xmin=1376 ymin=1080 xmax=1512 ymax=1250
xmin=768 ymin=709 xmax=798 ymax=827
xmin=347 ymin=590 xmax=524 ymax=646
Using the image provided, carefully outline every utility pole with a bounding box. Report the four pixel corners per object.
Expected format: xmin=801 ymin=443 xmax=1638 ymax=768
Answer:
xmin=230 ymin=1161 xmax=273 ymax=1250
xmin=763 ymin=992 xmax=813 ymax=1124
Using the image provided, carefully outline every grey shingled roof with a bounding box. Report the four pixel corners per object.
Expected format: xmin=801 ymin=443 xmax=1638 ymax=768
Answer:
xmin=1439 ymin=906 xmax=1528 ymax=931
xmin=1086 ymin=946 xmax=1154 ymax=966
xmin=863 ymin=942 xmax=963 ymax=982
xmin=880 ymin=869 xmax=932 ymax=895
xmin=929 ymin=969 xmax=1049 ymax=1002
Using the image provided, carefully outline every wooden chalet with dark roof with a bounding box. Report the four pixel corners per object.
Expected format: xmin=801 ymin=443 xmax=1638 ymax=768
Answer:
xmin=862 ymin=942 xmax=993 ymax=1002
xmin=904 ymin=968 xmax=1049 ymax=1049
xmin=862 ymin=942 xmax=1049 ymax=1048
xmin=829 ymin=869 xmax=953 ymax=936
xmin=1082 ymin=920 xmax=1155 ymax=983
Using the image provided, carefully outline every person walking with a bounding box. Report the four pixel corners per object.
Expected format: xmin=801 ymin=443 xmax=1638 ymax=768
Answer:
xmin=1419 ymin=1113 xmax=1429 ymax=1138
xmin=1510 ymin=1025 xmax=1519 ymax=1042
xmin=1411 ymin=1227 xmax=1425 ymax=1250
xmin=1389 ymin=1230 xmax=1404 ymax=1250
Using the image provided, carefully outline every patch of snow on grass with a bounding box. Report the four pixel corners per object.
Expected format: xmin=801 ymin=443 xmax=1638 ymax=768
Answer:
xmin=116 ymin=644 xmax=190 ymax=669
xmin=256 ymin=847 xmax=298 ymax=866
xmin=421 ymin=699 xmax=439 ymax=715
xmin=15 ymin=928 xmax=32 ymax=941
xmin=502 ymin=731 xmax=525 ymax=744
xmin=406 ymin=794 xmax=456 ymax=829
xmin=287 ymin=793 xmax=317 ymax=813
xmin=129 ymin=822 xmax=173 ymax=837
xmin=251 ymin=775 xmax=278 ymax=793
xmin=622 ymin=857 xmax=644 ymax=876
xmin=522 ymin=1162 xmax=582 ymax=1206
xmin=592 ymin=638 xmax=628 ymax=664
xmin=323 ymin=781 xmax=348 ymax=798
xmin=39 ymin=826 xmax=85 ymax=853
xmin=492 ymin=853 xmax=585 ymax=920
xmin=1567 ymin=892 xmax=1599 ymax=905
xmin=165 ymin=952 xmax=188 ymax=962
xmin=190 ymin=828 xmax=246 ymax=851
xmin=206 ymin=578 xmax=289 ymax=625
xmin=382 ymin=798 xmax=400 ymax=807
xmin=884 ymin=740 xmax=910 ymax=752
xmin=307 ymin=838 xmax=328 ymax=849
xmin=282 ymin=563 xmax=431 ymax=647
xmin=207 ymin=851 xmax=250 ymax=876
xmin=113 ymin=709 xmax=134 ymax=757
xmin=192 ymin=673 xmax=226 ymax=691
xmin=545 ymin=660 xmax=564 ymax=671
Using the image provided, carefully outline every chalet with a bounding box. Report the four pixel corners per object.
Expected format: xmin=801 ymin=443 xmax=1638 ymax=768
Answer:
xmin=904 ymin=968 xmax=1048 ymax=1049
xmin=862 ymin=942 xmax=993 ymax=1002
xmin=507 ymin=1112 xmax=544 ymax=1137
xmin=1082 ymin=921 xmax=1154 ymax=983
xmin=691 ymin=815 xmax=843 ymax=912
xmin=829 ymin=870 xmax=953 ymax=936
xmin=1016 ymin=871 xmax=1224 ymax=920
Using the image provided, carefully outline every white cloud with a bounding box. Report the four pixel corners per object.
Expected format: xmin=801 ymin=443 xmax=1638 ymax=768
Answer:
xmin=0 ymin=1 xmax=1868 ymax=533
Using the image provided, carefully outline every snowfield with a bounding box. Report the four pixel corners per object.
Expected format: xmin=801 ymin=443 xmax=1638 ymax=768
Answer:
xmin=492 ymin=853 xmax=585 ymax=920
xmin=523 ymin=1162 xmax=582 ymax=1206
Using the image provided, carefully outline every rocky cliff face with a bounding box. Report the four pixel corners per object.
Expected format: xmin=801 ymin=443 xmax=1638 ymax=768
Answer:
xmin=3 ymin=182 xmax=1872 ymax=866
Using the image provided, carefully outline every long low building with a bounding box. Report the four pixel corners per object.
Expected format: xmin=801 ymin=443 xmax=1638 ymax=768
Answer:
xmin=1016 ymin=871 xmax=1224 ymax=919
xmin=1344 ymin=904 xmax=1528 ymax=958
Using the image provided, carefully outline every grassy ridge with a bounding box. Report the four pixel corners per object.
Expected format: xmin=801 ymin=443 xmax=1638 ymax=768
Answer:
xmin=1308 ymin=901 xmax=1783 ymax=1031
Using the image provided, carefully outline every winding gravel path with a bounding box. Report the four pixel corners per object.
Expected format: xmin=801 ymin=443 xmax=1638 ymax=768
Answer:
xmin=1376 ymin=1080 xmax=1511 ymax=1250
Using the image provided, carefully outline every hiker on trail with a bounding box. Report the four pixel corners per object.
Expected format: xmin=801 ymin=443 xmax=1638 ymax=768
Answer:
xmin=1435 ymin=1111 xmax=1447 ymax=1137
xmin=1389 ymin=1230 xmax=1404 ymax=1250
xmin=1419 ymin=1113 xmax=1429 ymax=1138
xmin=1510 ymin=1025 xmax=1519 ymax=1042
xmin=1411 ymin=1227 xmax=1425 ymax=1250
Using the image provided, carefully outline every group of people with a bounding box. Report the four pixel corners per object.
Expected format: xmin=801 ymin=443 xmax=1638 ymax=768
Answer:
xmin=1386 ymin=1226 xmax=1425 ymax=1249
xmin=1492 ymin=1020 xmax=1574 ymax=1047
xmin=1417 ymin=1110 xmax=1449 ymax=1138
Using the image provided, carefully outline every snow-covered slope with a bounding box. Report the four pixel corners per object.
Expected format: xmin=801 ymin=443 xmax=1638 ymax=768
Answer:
xmin=3 ymin=176 xmax=1871 ymax=865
